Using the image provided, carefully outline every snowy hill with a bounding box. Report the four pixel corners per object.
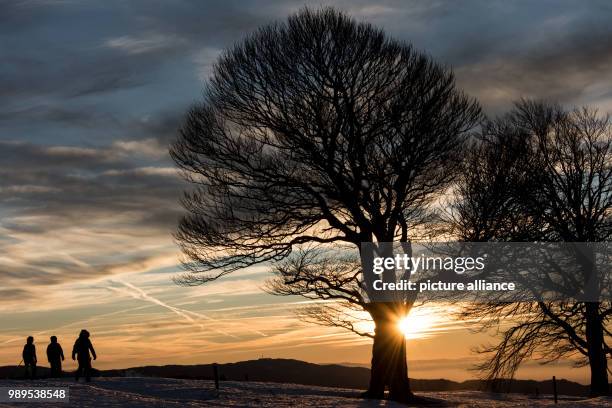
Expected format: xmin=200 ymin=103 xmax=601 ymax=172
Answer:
xmin=2 ymin=358 xmax=592 ymax=396
xmin=0 ymin=377 xmax=609 ymax=407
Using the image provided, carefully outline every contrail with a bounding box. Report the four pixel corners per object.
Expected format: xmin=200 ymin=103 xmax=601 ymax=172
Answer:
xmin=108 ymin=279 xmax=239 ymax=338
xmin=181 ymin=309 xmax=268 ymax=337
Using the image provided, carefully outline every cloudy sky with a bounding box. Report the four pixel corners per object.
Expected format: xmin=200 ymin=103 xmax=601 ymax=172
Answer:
xmin=1 ymin=0 xmax=611 ymax=382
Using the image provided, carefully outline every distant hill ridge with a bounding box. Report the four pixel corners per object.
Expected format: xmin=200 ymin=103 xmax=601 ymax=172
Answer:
xmin=0 ymin=358 xmax=598 ymax=397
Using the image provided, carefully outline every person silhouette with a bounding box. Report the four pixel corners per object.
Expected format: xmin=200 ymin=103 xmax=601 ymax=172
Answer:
xmin=46 ymin=336 xmax=64 ymax=378
xmin=72 ymin=329 xmax=96 ymax=382
xmin=22 ymin=336 xmax=37 ymax=380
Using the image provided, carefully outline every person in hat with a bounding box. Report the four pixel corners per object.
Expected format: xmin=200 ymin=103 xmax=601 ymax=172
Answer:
xmin=72 ymin=330 xmax=96 ymax=382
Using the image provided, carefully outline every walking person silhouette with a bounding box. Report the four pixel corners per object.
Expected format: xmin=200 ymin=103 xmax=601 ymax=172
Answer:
xmin=72 ymin=330 xmax=96 ymax=382
xmin=22 ymin=336 xmax=37 ymax=380
xmin=47 ymin=336 xmax=64 ymax=378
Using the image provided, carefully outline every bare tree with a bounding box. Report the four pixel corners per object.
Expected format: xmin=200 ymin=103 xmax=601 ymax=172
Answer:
xmin=448 ymin=100 xmax=611 ymax=396
xmin=171 ymin=8 xmax=480 ymax=402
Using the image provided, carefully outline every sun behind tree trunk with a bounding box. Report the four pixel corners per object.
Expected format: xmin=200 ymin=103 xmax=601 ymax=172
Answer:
xmin=365 ymin=302 xmax=412 ymax=402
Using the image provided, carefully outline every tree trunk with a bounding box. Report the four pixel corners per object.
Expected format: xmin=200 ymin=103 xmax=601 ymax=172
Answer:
xmin=363 ymin=302 xmax=413 ymax=402
xmin=584 ymin=302 xmax=609 ymax=396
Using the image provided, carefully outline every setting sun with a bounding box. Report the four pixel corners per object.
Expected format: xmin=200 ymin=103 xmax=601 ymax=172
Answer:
xmin=397 ymin=306 xmax=455 ymax=339
xmin=397 ymin=315 xmax=432 ymax=339
xmin=355 ymin=305 xmax=456 ymax=340
xmin=398 ymin=316 xmax=411 ymax=338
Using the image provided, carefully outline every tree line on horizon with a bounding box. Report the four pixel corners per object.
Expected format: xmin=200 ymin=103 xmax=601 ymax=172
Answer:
xmin=169 ymin=7 xmax=611 ymax=402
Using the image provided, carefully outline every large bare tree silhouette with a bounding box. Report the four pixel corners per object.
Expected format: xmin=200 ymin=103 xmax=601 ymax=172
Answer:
xmin=171 ymin=8 xmax=480 ymax=402
xmin=449 ymin=100 xmax=611 ymax=396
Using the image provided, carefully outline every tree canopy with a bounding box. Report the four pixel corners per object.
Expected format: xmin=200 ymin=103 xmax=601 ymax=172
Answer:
xmin=171 ymin=8 xmax=481 ymax=285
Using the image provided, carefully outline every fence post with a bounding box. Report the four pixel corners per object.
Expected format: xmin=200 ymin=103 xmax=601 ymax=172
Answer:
xmin=552 ymin=375 xmax=557 ymax=404
xmin=213 ymin=363 xmax=219 ymax=390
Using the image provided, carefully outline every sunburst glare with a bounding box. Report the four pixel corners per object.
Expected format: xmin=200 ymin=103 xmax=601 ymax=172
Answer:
xmin=397 ymin=305 xmax=458 ymax=339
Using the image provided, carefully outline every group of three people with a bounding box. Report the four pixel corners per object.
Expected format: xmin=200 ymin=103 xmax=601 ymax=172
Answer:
xmin=22 ymin=329 xmax=97 ymax=382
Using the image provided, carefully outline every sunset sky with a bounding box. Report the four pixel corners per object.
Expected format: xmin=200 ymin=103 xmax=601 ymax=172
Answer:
xmin=2 ymin=0 xmax=612 ymax=384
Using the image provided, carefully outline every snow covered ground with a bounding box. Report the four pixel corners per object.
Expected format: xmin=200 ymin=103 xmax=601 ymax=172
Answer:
xmin=0 ymin=377 xmax=609 ymax=407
